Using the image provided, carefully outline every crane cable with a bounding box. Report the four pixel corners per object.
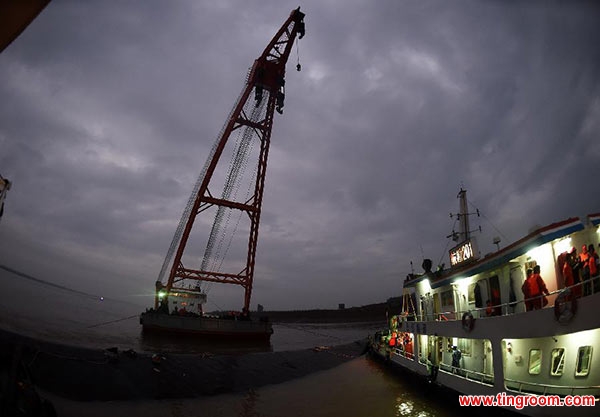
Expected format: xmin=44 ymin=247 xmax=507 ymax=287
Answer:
xmin=157 ymin=80 xmax=248 ymax=284
xmin=200 ymin=96 xmax=266 ymax=293
xmin=295 ymin=37 xmax=301 ymax=71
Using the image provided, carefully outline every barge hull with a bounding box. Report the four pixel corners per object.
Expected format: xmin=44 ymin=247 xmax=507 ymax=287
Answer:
xmin=140 ymin=312 xmax=273 ymax=341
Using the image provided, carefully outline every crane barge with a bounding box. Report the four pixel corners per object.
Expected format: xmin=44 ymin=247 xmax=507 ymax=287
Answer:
xmin=140 ymin=8 xmax=306 ymax=341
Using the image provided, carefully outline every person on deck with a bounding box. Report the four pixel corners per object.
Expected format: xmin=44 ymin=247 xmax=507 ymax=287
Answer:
xmin=563 ymin=253 xmax=576 ymax=299
xmin=570 ymin=247 xmax=582 ymax=296
xmin=588 ymin=244 xmax=599 ymax=294
xmin=490 ymin=287 xmax=501 ymax=316
xmin=527 ymin=265 xmax=550 ymax=310
xmin=522 ymin=268 xmax=534 ymax=311
xmin=404 ymin=334 xmax=413 ymax=359
xmin=451 ymin=345 xmax=462 ymax=374
xmin=571 ymin=247 xmax=582 ymax=297
xmin=580 ymin=244 xmax=592 ymax=296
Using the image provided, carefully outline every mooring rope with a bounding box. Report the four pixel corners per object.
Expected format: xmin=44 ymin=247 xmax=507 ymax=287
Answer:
xmin=275 ymin=322 xmax=344 ymax=341
xmin=86 ymin=314 xmax=139 ymax=329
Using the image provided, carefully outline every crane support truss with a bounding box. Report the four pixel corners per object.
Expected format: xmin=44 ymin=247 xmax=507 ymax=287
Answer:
xmin=159 ymin=8 xmax=305 ymax=313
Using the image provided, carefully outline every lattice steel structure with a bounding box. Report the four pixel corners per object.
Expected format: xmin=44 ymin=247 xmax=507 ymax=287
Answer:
xmin=156 ymin=8 xmax=305 ymax=313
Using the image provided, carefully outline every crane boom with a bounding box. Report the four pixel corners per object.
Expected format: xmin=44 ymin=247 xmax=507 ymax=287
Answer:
xmin=156 ymin=8 xmax=306 ymax=314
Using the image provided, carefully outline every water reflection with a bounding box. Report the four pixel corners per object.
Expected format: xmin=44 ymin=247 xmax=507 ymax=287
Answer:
xmin=396 ymin=397 xmax=434 ymax=417
xmin=246 ymin=356 xmax=455 ymax=417
xmin=396 ymin=398 xmax=414 ymax=416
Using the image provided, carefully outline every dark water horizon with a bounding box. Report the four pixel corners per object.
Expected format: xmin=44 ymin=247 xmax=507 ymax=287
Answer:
xmin=0 ymin=265 xmax=381 ymax=354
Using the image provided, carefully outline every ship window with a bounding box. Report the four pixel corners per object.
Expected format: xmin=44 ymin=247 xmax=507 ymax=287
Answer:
xmin=457 ymin=338 xmax=472 ymax=357
xmin=433 ymin=293 xmax=440 ymax=314
xmin=441 ymin=290 xmax=454 ymax=307
xmin=529 ymin=349 xmax=542 ymax=375
xmin=575 ymin=346 xmax=592 ymax=377
xmin=550 ymin=348 xmax=565 ymax=376
xmin=468 ymin=283 xmax=476 ymax=304
xmin=469 ymin=279 xmax=486 ymax=308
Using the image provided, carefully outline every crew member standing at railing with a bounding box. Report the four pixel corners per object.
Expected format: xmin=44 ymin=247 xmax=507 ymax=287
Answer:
xmin=562 ymin=254 xmax=576 ymax=300
xmin=528 ymin=265 xmax=550 ymax=310
xmin=580 ymin=244 xmax=592 ymax=296
xmin=522 ymin=268 xmax=534 ymax=311
xmin=588 ymin=244 xmax=599 ymax=294
xmin=570 ymin=247 xmax=582 ymax=297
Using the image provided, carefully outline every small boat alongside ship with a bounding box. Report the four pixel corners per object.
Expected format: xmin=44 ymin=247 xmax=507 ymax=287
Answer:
xmin=370 ymin=189 xmax=599 ymax=416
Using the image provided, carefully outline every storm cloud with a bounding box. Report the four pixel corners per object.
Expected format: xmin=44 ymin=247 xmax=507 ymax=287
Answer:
xmin=1 ymin=0 xmax=599 ymax=311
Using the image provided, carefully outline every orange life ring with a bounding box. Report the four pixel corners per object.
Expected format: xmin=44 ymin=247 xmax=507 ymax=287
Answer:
xmin=554 ymin=289 xmax=577 ymax=324
xmin=461 ymin=311 xmax=475 ymax=332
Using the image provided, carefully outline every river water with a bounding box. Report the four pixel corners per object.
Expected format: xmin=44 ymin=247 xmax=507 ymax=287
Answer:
xmin=0 ymin=266 xmax=381 ymax=354
xmin=0 ymin=266 xmax=500 ymax=416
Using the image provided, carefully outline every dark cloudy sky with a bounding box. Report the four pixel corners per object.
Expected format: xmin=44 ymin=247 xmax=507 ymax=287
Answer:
xmin=1 ymin=1 xmax=599 ymax=311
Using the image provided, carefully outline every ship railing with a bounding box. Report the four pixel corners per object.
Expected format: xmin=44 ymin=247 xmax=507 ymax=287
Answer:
xmin=392 ymin=347 xmax=414 ymax=361
xmin=439 ymin=362 xmax=494 ymax=386
xmin=407 ymin=282 xmax=591 ymax=323
xmin=504 ymin=377 xmax=600 ymax=397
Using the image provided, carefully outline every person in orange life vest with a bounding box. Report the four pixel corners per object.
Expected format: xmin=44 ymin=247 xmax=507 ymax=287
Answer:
xmin=588 ymin=244 xmax=599 ymax=293
xmin=521 ymin=268 xmax=534 ymax=311
xmin=580 ymin=244 xmax=592 ymax=296
xmin=404 ymin=334 xmax=413 ymax=358
xmin=528 ymin=265 xmax=550 ymax=310
xmin=486 ymin=287 xmax=501 ymax=316
xmin=389 ymin=332 xmax=397 ymax=347
xmin=492 ymin=287 xmax=501 ymax=315
xmin=486 ymin=300 xmax=493 ymax=316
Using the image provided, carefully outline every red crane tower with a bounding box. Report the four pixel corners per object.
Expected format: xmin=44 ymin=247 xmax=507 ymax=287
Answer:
xmin=153 ymin=8 xmax=306 ymax=317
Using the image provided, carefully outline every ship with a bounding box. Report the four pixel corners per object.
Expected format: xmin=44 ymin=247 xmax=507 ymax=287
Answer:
xmin=140 ymin=283 xmax=273 ymax=341
xmin=140 ymin=8 xmax=306 ymax=340
xmin=369 ymin=188 xmax=599 ymax=416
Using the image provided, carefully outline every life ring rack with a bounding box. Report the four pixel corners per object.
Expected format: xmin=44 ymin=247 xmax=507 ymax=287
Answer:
xmin=554 ymin=289 xmax=577 ymax=324
xmin=461 ymin=311 xmax=475 ymax=332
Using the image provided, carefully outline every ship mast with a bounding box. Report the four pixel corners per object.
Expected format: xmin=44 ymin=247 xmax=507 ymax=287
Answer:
xmin=448 ymin=188 xmax=480 ymax=267
xmin=156 ymin=9 xmax=306 ymax=313
xmin=458 ymin=188 xmax=470 ymax=242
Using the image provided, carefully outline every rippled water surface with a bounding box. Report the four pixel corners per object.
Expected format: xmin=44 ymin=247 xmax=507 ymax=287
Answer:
xmin=0 ymin=267 xmax=380 ymax=353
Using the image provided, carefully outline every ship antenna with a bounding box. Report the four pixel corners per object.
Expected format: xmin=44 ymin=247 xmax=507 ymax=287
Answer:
xmin=467 ymin=196 xmax=508 ymax=242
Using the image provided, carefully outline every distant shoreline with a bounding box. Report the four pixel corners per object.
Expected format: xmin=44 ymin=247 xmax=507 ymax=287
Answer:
xmin=259 ymin=302 xmax=392 ymax=324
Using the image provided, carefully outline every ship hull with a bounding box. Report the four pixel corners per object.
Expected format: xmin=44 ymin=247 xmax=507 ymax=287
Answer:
xmin=140 ymin=312 xmax=273 ymax=341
